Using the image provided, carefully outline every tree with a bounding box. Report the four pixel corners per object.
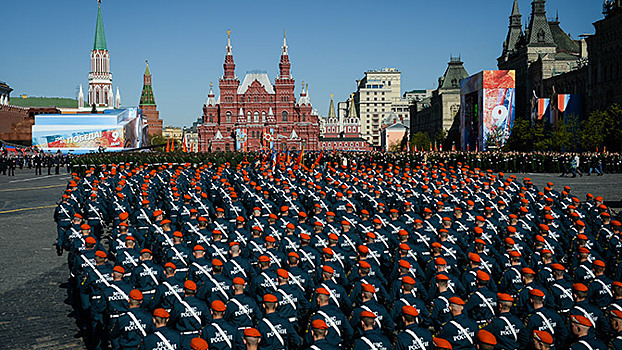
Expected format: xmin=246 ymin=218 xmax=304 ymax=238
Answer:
xmin=410 ymin=131 xmax=431 ymax=150
xmin=551 ymin=113 xmax=580 ymax=151
xmin=581 ymin=104 xmax=622 ymax=152
xmin=504 ymin=119 xmax=533 ymax=151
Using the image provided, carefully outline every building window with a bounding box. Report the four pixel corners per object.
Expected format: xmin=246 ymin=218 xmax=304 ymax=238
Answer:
xmin=225 ymin=144 xmax=230 ymax=151
xmin=226 ymin=111 xmax=232 ymax=123
xmin=254 ymin=111 xmax=259 ymax=123
xmin=302 ymin=113 xmax=306 ymax=122
xmin=262 ymin=111 xmax=266 ymax=122
xmin=282 ymin=111 xmax=288 ymax=122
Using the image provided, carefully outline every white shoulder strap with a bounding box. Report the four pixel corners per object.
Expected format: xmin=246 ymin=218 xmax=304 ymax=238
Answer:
xmin=579 ymin=340 xmax=595 ymax=350
xmin=450 ymin=320 xmax=473 ymax=344
xmin=320 ymin=283 xmax=340 ymax=308
xmin=360 ymin=305 xmax=382 ymax=328
xmin=574 ymin=306 xmax=597 ymax=330
xmin=230 ymin=297 xmax=253 ymax=322
xmin=361 ymin=336 xmax=378 ymax=350
xmin=404 ymin=329 xmax=426 ymax=350
xmin=127 ymin=311 xmax=147 ymax=337
xmin=154 ymin=331 xmax=175 ymax=350
xmin=141 ymin=263 xmax=160 ymax=285
xmin=277 ymin=288 xmax=297 ymax=310
xmin=211 ymin=322 xmax=233 ymax=349
xmin=594 ymin=278 xmax=613 ymax=297
xmin=475 ymin=291 xmax=495 ymax=314
xmin=317 ymin=310 xmax=341 ymax=337
xmin=162 ymin=281 xmax=202 ymax=326
xmin=262 ymin=317 xmax=285 ymax=346
xmin=499 ymin=316 xmax=518 ymax=341
xmin=536 ymin=312 xmax=555 ymax=334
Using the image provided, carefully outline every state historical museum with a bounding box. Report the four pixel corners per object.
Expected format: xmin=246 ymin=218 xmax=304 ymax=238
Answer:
xmin=198 ymin=32 xmax=320 ymax=152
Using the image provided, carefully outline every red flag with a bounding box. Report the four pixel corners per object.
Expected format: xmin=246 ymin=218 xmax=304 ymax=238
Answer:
xmin=311 ymin=150 xmax=324 ymax=170
xmin=166 ymin=139 xmax=170 ymax=153
xmin=434 ymin=142 xmax=438 ymax=152
xmin=171 ymin=139 xmax=175 ymax=152
xmin=414 ymin=144 xmax=418 ymax=152
xmin=332 ymin=143 xmax=336 ymax=156
xmin=296 ymin=146 xmax=305 ymax=166
xmin=190 ymin=143 xmax=194 ymax=153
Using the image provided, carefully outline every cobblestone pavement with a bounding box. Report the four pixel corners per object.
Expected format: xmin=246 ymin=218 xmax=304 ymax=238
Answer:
xmin=0 ymin=168 xmax=85 ymax=349
xmin=0 ymin=166 xmax=620 ymax=349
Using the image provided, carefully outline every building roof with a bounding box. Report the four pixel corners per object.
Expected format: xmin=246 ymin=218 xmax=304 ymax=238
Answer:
xmin=385 ymin=121 xmax=407 ymax=130
xmin=237 ymin=72 xmax=275 ymax=95
xmin=93 ymin=4 xmax=107 ymax=51
xmin=439 ymin=58 xmax=469 ymax=90
xmin=140 ymin=62 xmax=156 ymax=106
xmin=327 ymin=95 xmax=336 ymax=119
xmin=10 ymin=97 xmax=78 ymax=108
xmin=549 ymin=21 xmax=580 ymax=54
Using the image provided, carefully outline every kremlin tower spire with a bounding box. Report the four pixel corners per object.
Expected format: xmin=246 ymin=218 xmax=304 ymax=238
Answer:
xmin=139 ymin=60 xmax=163 ymax=135
xmin=88 ymin=0 xmax=114 ymax=109
xmin=279 ymin=30 xmax=291 ymax=78
xmin=223 ymin=30 xmax=236 ymax=79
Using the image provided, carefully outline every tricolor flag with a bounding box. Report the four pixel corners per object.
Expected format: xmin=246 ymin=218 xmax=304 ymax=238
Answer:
xmin=557 ymin=94 xmax=570 ymax=113
xmin=537 ymin=98 xmax=550 ymax=120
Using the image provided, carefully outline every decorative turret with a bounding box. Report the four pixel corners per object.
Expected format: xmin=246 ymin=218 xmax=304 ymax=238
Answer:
xmin=206 ymin=82 xmax=216 ymax=106
xmin=499 ymin=0 xmax=524 ymax=62
xmin=527 ymin=0 xmax=555 ymax=45
xmin=88 ymin=0 xmax=113 ymax=108
xmin=138 ymin=60 xmax=162 ymax=136
xmin=278 ymin=30 xmax=291 ymax=79
xmin=78 ymin=84 xmax=84 ymax=109
xmin=139 ymin=61 xmax=155 ymax=106
xmin=223 ymin=30 xmax=236 ymax=79
xmin=115 ymin=87 xmax=121 ymax=108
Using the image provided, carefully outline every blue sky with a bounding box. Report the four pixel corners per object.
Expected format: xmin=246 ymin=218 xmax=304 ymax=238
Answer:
xmin=2 ymin=0 xmax=601 ymax=127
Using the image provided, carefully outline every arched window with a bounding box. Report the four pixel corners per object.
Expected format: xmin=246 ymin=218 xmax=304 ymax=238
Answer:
xmin=247 ymin=111 xmax=251 ymax=121
xmin=254 ymin=111 xmax=259 ymax=123
xmin=96 ymin=88 xmax=100 ymax=104
xmin=226 ymin=111 xmax=232 ymax=123
xmin=262 ymin=111 xmax=266 ymax=122
xmin=282 ymin=111 xmax=288 ymax=122
xmin=302 ymin=113 xmax=306 ymax=122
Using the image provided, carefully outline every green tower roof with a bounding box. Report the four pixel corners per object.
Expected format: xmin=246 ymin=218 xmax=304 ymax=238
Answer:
xmin=93 ymin=4 xmax=107 ymax=51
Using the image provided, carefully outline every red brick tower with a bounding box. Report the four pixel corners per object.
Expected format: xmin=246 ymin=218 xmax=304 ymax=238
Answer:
xmin=139 ymin=61 xmax=163 ymax=136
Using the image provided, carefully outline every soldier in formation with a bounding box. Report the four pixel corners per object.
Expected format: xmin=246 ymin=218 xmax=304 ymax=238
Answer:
xmin=55 ymin=155 xmax=622 ymax=349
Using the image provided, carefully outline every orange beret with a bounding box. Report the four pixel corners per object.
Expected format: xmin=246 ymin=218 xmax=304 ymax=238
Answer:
xmin=477 ymin=329 xmax=497 ymax=345
xmin=129 ymin=289 xmax=143 ymax=300
xmin=311 ymin=319 xmax=328 ymax=329
xmin=402 ymin=305 xmax=419 ymax=317
xmin=449 ymin=297 xmax=465 ymax=305
xmin=533 ymin=330 xmax=553 ymax=345
xmin=263 ymin=294 xmax=278 ymax=303
xmin=211 ymin=300 xmax=227 ymax=312
xmin=153 ymin=308 xmax=170 ymax=318
xmin=243 ymin=327 xmax=261 ymax=338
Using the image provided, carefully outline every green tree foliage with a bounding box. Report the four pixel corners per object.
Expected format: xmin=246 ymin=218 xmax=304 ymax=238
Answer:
xmin=581 ymin=104 xmax=622 ymax=152
xmin=504 ymin=119 xmax=533 ymax=151
xmin=410 ymin=131 xmax=431 ymax=150
xmin=551 ymin=114 xmax=580 ymax=152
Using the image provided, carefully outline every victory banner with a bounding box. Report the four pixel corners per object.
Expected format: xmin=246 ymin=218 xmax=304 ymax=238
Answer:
xmin=32 ymin=108 xmax=146 ymax=153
